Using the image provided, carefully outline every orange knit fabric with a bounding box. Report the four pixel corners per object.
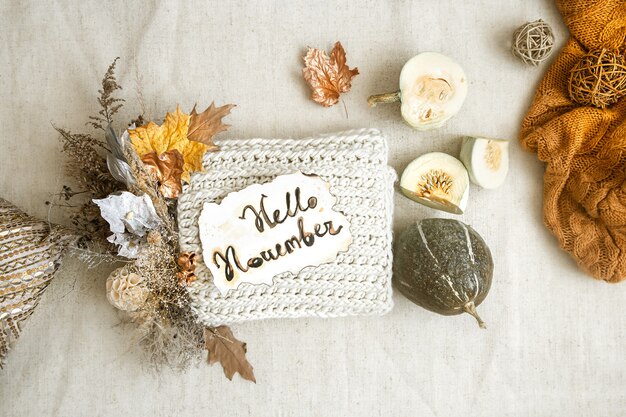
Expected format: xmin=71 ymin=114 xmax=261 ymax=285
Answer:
xmin=520 ymin=0 xmax=626 ymax=283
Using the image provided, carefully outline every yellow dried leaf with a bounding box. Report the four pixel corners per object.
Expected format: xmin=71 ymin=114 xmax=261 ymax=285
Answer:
xmin=129 ymin=106 xmax=208 ymax=182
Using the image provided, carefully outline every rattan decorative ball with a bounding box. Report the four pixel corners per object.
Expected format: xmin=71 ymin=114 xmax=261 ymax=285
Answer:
xmin=512 ymin=20 xmax=554 ymax=66
xmin=569 ymin=49 xmax=626 ymax=108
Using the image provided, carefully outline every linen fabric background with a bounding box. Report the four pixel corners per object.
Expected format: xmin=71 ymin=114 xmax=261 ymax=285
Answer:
xmin=0 ymin=1 xmax=625 ymax=416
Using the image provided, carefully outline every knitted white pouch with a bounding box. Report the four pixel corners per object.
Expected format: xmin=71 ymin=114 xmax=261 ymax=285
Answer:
xmin=178 ymin=128 xmax=396 ymax=326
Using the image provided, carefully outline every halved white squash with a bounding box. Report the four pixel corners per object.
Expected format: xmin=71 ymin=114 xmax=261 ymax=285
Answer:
xmin=460 ymin=137 xmax=509 ymax=189
xmin=368 ymin=52 xmax=468 ymax=130
xmin=400 ymin=152 xmax=470 ymax=214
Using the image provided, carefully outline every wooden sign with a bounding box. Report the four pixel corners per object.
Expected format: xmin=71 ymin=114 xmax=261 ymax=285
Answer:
xmin=198 ymin=172 xmax=352 ymax=295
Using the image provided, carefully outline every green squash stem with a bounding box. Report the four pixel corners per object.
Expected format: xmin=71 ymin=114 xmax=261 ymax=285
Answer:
xmin=367 ymin=91 xmax=401 ymax=107
xmin=463 ymin=302 xmax=487 ymax=329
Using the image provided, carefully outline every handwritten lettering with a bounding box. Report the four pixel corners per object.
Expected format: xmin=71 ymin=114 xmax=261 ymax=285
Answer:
xmin=240 ymin=188 xmax=317 ymax=233
xmin=213 ymin=216 xmax=344 ymax=279
xmin=198 ymin=172 xmax=352 ymax=294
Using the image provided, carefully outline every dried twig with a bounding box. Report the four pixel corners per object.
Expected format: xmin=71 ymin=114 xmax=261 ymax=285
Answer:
xmin=68 ymin=242 xmax=129 ymax=269
xmin=133 ymin=54 xmax=147 ymax=120
xmin=124 ymin=146 xmax=178 ymax=246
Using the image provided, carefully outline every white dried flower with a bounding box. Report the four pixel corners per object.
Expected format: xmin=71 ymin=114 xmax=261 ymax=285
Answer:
xmin=107 ymin=232 xmax=142 ymax=259
xmin=94 ymin=191 xmax=161 ymax=237
xmin=106 ymin=265 xmax=149 ymax=311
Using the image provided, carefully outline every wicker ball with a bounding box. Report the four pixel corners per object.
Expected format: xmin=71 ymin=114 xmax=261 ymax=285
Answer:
xmin=512 ymin=20 xmax=554 ymax=66
xmin=569 ymin=49 xmax=626 ymax=108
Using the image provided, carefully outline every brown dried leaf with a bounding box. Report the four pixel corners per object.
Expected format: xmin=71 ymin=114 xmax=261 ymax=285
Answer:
xmin=141 ymin=149 xmax=184 ymax=199
xmin=204 ymin=326 xmax=256 ymax=382
xmin=187 ymin=102 xmax=235 ymax=150
xmin=302 ymin=41 xmax=359 ymax=107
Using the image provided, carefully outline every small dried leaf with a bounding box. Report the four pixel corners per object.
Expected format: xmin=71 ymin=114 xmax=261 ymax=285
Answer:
xmin=187 ymin=102 xmax=235 ymax=150
xmin=106 ymin=153 xmax=134 ymax=186
xmin=88 ymin=57 xmax=124 ymax=130
xmin=204 ymin=326 xmax=256 ymax=382
xmin=302 ymin=41 xmax=359 ymax=107
xmin=104 ymin=124 xmax=125 ymax=160
xmin=141 ymin=150 xmax=184 ymax=199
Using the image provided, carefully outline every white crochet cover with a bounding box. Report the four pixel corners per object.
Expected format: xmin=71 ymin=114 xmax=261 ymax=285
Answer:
xmin=178 ymin=128 xmax=396 ymax=326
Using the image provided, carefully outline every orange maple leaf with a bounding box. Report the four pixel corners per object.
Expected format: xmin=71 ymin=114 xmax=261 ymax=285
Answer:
xmin=302 ymin=41 xmax=359 ymax=107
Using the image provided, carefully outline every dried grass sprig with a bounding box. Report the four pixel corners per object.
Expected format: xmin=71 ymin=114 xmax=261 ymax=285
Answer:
xmin=68 ymin=241 xmax=129 ymax=269
xmin=54 ymin=126 xmax=120 ymax=243
xmin=88 ymin=57 xmax=125 ymax=130
xmin=128 ymin=237 xmax=204 ymax=369
xmin=55 ymin=127 xmax=118 ymax=197
xmin=133 ymin=55 xmax=147 ymax=121
xmin=55 ymin=57 xmax=129 ymax=245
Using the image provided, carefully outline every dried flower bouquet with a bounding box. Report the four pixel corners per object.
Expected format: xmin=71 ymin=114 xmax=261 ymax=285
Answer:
xmin=53 ymin=58 xmax=254 ymax=381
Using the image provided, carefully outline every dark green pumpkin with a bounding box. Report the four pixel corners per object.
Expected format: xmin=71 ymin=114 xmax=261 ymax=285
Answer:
xmin=393 ymin=218 xmax=493 ymax=328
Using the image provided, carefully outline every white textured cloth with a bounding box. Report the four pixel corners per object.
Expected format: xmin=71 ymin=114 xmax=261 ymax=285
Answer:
xmin=178 ymin=129 xmax=395 ymax=325
xmin=2 ymin=1 xmax=626 ymax=416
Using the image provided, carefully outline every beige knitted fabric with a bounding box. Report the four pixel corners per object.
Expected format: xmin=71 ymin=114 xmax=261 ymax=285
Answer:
xmin=520 ymin=0 xmax=626 ymax=282
xmin=0 ymin=199 xmax=75 ymax=365
xmin=178 ymin=129 xmax=396 ymax=326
